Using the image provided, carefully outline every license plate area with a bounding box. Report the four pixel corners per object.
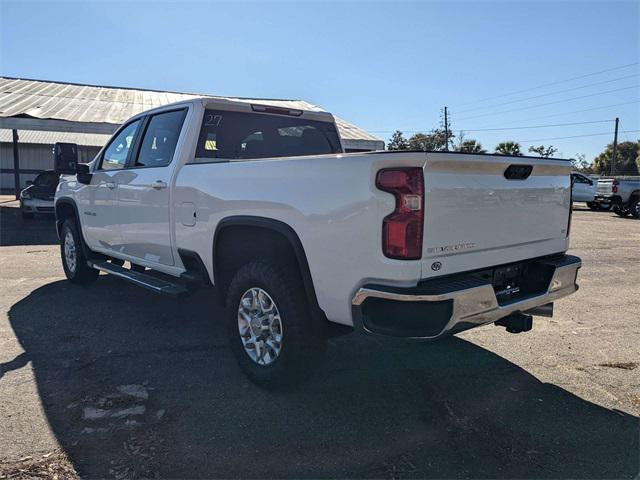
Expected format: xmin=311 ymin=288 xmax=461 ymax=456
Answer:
xmin=492 ymin=264 xmax=524 ymax=301
xmin=491 ymin=261 xmax=555 ymax=305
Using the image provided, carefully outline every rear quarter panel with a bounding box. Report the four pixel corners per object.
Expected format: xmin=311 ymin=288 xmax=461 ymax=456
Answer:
xmin=173 ymin=152 xmax=428 ymax=325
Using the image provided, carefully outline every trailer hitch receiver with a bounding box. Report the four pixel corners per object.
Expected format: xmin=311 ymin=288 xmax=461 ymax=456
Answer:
xmin=495 ymin=312 xmax=533 ymax=334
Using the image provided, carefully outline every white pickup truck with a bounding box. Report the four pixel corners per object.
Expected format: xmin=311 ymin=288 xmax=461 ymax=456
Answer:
xmin=55 ymin=97 xmax=581 ymax=386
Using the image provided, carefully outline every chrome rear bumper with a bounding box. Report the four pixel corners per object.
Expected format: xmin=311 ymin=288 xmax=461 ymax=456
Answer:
xmin=351 ymin=255 xmax=581 ymax=339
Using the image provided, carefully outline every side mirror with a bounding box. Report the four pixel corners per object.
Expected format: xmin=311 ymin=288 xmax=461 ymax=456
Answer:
xmin=76 ymin=163 xmax=93 ymax=185
xmin=25 ymin=180 xmax=33 ymax=186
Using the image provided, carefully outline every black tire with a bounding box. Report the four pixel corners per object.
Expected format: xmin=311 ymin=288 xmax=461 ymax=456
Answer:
xmin=60 ymin=218 xmax=99 ymax=284
xmin=613 ymin=205 xmax=630 ymax=217
xmin=226 ymin=261 xmax=326 ymax=388
xmin=586 ymin=202 xmax=599 ymax=210
xmin=598 ymin=201 xmax=612 ymax=211
xmin=630 ymin=198 xmax=640 ymax=219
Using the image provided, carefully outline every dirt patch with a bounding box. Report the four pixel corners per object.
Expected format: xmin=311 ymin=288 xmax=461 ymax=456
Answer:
xmin=0 ymin=451 xmax=79 ymax=480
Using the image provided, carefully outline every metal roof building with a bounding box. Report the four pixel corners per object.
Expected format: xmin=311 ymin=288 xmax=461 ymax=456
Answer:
xmin=0 ymin=77 xmax=384 ymax=194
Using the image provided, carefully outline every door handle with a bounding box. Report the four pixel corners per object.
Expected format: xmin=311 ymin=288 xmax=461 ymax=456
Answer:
xmin=151 ymin=180 xmax=167 ymax=190
xmin=106 ymin=182 xmax=116 ymax=189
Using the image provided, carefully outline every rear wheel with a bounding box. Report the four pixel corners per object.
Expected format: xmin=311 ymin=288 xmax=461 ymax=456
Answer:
xmin=60 ymin=219 xmax=99 ymax=284
xmin=613 ymin=205 xmax=630 ymax=217
xmin=226 ymin=262 xmax=326 ymax=388
xmin=598 ymin=201 xmax=612 ymax=211
xmin=586 ymin=202 xmax=599 ymax=210
xmin=630 ymin=198 xmax=640 ymax=219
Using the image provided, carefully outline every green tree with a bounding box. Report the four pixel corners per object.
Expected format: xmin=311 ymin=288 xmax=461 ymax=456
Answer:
xmin=528 ymin=145 xmax=558 ymax=158
xmin=386 ymin=130 xmax=409 ymax=150
xmin=592 ymin=141 xmax=640 ymax=175
xmin=457 ymin=139 xmax=486 ymax=153
xmin=571 ymin=153 xmax=593 ymax=174
xmin=407 ymin=128 xmax=454 ymax=151
xmin=495 ymin=141 xmax=523 ymax=156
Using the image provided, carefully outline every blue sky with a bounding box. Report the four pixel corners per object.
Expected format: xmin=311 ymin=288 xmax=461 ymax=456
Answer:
xmin=1 ymin=0 xmax=638 ymax=161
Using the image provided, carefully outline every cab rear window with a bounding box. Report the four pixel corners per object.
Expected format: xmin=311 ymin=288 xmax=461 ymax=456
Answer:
xmin=194 ymin=109 xmax=341 ymax=160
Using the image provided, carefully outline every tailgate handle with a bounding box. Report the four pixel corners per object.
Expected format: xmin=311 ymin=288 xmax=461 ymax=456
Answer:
xmin=504 ymin=164 xmax=533 ymax=180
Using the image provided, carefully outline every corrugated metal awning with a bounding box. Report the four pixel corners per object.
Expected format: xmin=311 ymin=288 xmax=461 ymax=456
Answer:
xmin=0 ymin=77 xmax=384 ymax=149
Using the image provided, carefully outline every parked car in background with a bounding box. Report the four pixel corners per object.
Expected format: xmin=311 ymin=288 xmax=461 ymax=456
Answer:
xmin=20 ymin=170 xmax=59 ymax=219
xmin=595 ymin=177 xmax=640 ymax=218
xmin=571 ymin=172 xmax=601 ymax=210
xmin=54 ymin=97 xmax=581 ymax=387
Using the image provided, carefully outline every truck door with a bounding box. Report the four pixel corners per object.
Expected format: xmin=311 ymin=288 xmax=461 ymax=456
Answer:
xmin=116 ymin=108 xmax=188 ymax=267
xmin=76 ymin=119 xmax=142 ymax=252
xmin=572 ymin=173 xmax=593 ymax=202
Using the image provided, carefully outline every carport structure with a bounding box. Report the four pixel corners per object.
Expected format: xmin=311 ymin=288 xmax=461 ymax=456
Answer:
xmin=0 ymin=77 xmax=384 ymax=197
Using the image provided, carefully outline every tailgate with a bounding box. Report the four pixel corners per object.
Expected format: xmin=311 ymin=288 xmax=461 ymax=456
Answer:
xmin=597 ymin=178 xmax=614 ymax=196
xmin=420 ymin=152 xmax=571 ymax=278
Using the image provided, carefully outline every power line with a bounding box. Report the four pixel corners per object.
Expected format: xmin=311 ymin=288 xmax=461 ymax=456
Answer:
xmin=456 ymin=119 xmax=614 ymax=132
xmin=618 ymin=120 xmax=632 ymax=142
xmin=369 ymin=102 xmax=638 ymax=135
xmin=368 ymin=118 xmax=612 ymax=133
xmin=467 ymin=100 xmax=640 ymax=127
xmin=517 ymin=130 xmax=640 ymax=143
xmin=454 ymin=74 xmax=639 ymax=114
xmin=450 ymin=62 xmax=639 ymax=109
xmin=454 ymin=85 xmax=639 ymax=121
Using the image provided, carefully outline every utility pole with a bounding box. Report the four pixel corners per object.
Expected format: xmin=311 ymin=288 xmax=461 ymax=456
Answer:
xmin=611 ymin=117 xmax=619 ymax=176
xmin=444 ymin=106 xmax=449 ymax=152
xmin=12 ymin=129 xmax=20 ymax=200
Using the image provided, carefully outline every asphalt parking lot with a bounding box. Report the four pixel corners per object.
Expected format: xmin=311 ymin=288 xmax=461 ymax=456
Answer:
xmin=0 ymin=197 xmax=638 ymax=479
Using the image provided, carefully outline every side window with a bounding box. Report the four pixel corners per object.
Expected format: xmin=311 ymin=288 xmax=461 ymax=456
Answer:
xmin=135 ymin=109 xmax=187 ymax=168
xmin=101 ymin=120 xmax=141 ymax=170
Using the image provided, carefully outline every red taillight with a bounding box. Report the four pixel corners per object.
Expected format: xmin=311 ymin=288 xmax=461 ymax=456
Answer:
xmin=612 ymin=180 xmax=619 ymax=193
xmin=376 ymin=167 xmax=424 ymax=260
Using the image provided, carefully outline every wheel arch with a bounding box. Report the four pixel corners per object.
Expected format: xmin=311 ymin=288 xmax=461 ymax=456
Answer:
xmin=54 ymin=198 xmax=80 ymax=239
xmin=212 ymin=216 xmax=326 ymax=323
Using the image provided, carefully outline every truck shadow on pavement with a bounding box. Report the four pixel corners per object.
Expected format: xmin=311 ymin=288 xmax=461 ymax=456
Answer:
xmin=7 ymin=277 xmax=639 ymax=479
xmin=0 ymin=204 xmax=58 ymax=246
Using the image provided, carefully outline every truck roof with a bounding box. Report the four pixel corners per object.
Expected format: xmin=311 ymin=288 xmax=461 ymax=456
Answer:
xmin=137 ymin=96 xmax=336 ymax=124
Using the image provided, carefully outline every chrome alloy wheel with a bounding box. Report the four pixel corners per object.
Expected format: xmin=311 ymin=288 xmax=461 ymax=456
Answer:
xmin=237 ymin=287 xmax=283 ymax=366
xmin=64 ymin=230 xmax=77 ymax=274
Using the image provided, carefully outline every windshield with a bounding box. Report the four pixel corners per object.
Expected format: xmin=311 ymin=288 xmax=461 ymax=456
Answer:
xmin=34 ymin=171 xmax=59 ymax=187
xmin=195 ymin=109 xmax=342 ymax=160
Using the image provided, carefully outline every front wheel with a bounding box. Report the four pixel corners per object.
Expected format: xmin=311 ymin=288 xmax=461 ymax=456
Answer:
xmin=226 ymin=262 xmax=326 ymax=388
xmin=60 ymin=219 xmax=99 ymax=284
